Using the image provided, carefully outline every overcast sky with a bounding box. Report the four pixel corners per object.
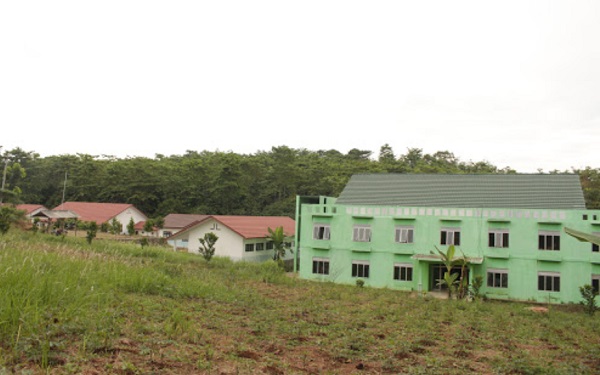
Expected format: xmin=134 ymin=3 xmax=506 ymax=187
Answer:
xmin=1 ymin=1 xmax=599 ymax=173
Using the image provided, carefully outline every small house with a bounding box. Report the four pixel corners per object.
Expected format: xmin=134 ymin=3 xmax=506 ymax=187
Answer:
xmin=168 ymin=215 xmax=295 ymax=262
xmin=53 ymin=202 xmax=148 ymax=234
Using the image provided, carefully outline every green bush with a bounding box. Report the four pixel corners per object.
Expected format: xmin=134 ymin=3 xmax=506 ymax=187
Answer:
xmin=579 ymin=284 xmax=598 ymax=316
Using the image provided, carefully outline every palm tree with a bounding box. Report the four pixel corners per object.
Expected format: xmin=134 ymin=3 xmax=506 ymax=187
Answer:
xmin=266 ymin=226 xmax=291 ymax=263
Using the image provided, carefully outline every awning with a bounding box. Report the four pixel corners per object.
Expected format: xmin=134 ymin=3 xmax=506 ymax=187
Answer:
xmin=32 ymin=209 xmax=79 ymax=220
xmin=564 ymin=227 xmax=600 ymax=246
xmin=411 ymin=254 xmax=484 ymax=264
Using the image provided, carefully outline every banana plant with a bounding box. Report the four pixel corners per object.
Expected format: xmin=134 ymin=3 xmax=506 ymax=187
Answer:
xmin=433 ymin=245 xmax=469 ymax=299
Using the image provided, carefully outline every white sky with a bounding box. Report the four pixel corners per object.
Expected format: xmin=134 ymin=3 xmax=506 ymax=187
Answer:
xmin=1 ymin=1 xmax=599 ymax=173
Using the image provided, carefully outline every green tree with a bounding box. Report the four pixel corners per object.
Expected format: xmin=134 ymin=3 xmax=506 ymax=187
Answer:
xmin=153 ymin=216 xmax=164 ymax=230
xmin=0 ymin=149 xmax=28 ymax=204
xmin=86 ymin=221 xmax=98 ymax=244
xmin=576 ymin=167 xmax=600 ymax=209
xmin=127 ymin=217 xmax=135 ymax=236
xmin=100 ymin=222 xmax=109 ymax=233
xmin=110 ymin=218 xmax=122 ymax=235
xmin=579 ymin=284 xmax=598 ymax=316
xmin=399 ymin=148 xmax=423 ymax=171
xmin=143 ymin=219 xmax=154 ymax=234
xmin=267 ymin=226 xmax=291 ymax=264
xmin=0 ymin=205 xmax=26 ymax=235
xmin=198 ymin=232 xmax=218 ymax=261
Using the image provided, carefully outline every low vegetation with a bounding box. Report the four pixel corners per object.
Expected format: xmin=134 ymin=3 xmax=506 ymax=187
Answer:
xmin=1 ymin=230 xmax=599 ymax=374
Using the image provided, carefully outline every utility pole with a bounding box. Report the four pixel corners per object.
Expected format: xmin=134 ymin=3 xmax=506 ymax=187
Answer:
xmin=0 ymin=159 xmax=8 ymax=204
xmin=61 ymin=171 xmax=68 ymax=205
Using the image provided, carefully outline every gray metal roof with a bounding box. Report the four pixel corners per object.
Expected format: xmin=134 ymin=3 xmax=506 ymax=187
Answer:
xmin=33 ymin=209 xmax=80 ymax=219
xmin=336 ymin=174 xmax=586 ymax=209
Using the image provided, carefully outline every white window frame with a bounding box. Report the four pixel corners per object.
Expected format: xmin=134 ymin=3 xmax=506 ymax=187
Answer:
xmin=255 ymin=242 xmax=264 ymax=251
xmin=351 ymin=260 xmax=370 ymax=278
xmin=313 ymin=224 xmax=331 ymax=240
xmin=538 ymin=271 xmax=560 ymax=292
xmin=312 ymin=257 xmax=330 ymax=275
xmin=245 ymin=243 xmax=255 ymax=252
xmin=395 ymin=226 xmax=414 ymax=244
xmin=538 ymin=231 xmax=560 ymax=251
xmin=487 ymin=268 xmax=508 ymax=288
xmin=488 ymin=229 xmax=509 ymax=248
xmin=393 ymin=263 xmax=413 ymax=281
xmin=441 ymin=228 xmax=461 ymax=246
xmin=353 ymin=225 xmax=372 ymax=242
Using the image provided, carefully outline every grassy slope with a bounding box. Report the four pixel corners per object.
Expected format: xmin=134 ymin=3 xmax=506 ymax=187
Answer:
xmin=0 ymin=230 xmax=599 ymax=375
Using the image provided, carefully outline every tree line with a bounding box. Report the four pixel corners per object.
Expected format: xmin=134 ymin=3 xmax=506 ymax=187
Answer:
xmin=2 ymin=145 xmax=599 ymax=219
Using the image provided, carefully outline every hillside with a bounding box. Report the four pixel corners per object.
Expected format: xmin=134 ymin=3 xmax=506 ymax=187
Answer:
xmin=1 ymin=231 xmax=599 ymax=374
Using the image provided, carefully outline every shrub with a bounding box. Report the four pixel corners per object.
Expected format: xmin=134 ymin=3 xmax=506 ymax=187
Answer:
xmin=469 ymin=275 xmax=484 ymax=300
xmin=579 ymin=284 xmax=598 ymax=316
xmin=198 ymin=232 xmax=218 ymax=261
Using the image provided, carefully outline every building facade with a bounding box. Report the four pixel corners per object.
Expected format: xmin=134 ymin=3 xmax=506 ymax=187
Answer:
xmin=168 ymin=215 xmax=295 ymax=263
xmin=295 ymin=174 xmax=600 ymax=304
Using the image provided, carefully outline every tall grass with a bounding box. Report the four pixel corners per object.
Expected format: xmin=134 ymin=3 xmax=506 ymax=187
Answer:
xmin=0 ymin=230 xmax=289 ymax=368
xmin=2 ymin=229 xmax=599 ymax=374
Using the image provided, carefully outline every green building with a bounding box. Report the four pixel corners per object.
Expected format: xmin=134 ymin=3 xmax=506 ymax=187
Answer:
xmin=294 ymin=174 xmax=600 ymax=304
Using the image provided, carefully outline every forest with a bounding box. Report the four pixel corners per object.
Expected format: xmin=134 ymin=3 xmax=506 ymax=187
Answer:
xmin=2 ymin=145 xmax=600 ymax=219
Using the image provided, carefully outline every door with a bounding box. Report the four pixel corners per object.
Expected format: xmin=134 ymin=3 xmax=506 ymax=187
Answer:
xmin=430 ymin=264 xmax=469 ymax=291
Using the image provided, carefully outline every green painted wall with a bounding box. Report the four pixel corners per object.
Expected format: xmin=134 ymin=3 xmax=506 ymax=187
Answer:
xmin=295 ymin=196 xmax=600 ymax=304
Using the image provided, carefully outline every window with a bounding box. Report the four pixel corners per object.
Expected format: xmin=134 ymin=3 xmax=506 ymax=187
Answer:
xmin=255 ymin=243 xmax=264 ymax=251
xmin=538 ymin=272 xmax=560 ymax=292
xmin=487 ymin=269 xmax=508 ymax=288
xmin=583 ymin=214 xmax=589 ymax=220
xmin=266 ymin=241 xmax=274 ymax=250
xmin=592 ymin=275 xmax=600 ymax=294
xmin=488 ymin=230 xmax=509 ymax=248
xmin=353 ymin=225 xmax=371 ymax=242
xmin=352 ymin=261 xmax=370 ymax=278
xmin=163 ymin=231 xmax=172 ymax=237
xmin=538 ymin=231 xmax=560 ymax=251
xmin=395 ymin=226 xmax=414 ymax=244
xmin=312 ymin=257 xmax=330 ymax=275
xmin=245 ymin=243 xmax=255 ymax=252
xmin=393 ymin=264 xmax=413 ymax=281
xmin=441 ymin=228 xmax=461 ymax=246
xmin=592 ymin=233 xmax=599 ymax=252
xmin=313 ymin=224 xmax=331 ymax=240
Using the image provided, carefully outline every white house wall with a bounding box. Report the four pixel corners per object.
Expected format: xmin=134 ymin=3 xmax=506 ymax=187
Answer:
xmin=115 ymin=207 xmax=148 ymax=234
xmin=241 ymin=237 xmax=295 ymax=262
xmin=160 ymin=228 xmax=179 ymax=238
xmin=162 ymin=227 xmax=184 ymax=247
xmin=185 ymin=219 xmax=245 ymax=260
xmin=178 ymin=219 xmax=295 ymax=262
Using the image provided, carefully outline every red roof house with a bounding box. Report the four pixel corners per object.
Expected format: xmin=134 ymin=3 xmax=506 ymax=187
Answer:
xmin=16 ymin=204 xmax=48 ymax=218
xmin=168 ymin=215 xmax=295 ymax=262
xmin=53 ymin=202 xmax=148 ymax=234
xmin=160 ymin=213 xmax=210 ymax=237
